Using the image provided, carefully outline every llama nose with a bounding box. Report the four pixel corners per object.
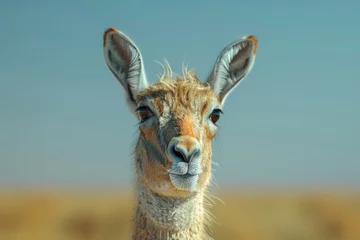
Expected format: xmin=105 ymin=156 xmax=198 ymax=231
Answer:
xmin=168 ymin=137 xmax=201 ymax=163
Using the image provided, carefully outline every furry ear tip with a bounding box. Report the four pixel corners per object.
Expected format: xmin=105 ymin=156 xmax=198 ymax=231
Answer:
xmin=103 ymin=27 xmax=118 ymax=47
xmin=246 ymin=35 xmax=258 ymax=55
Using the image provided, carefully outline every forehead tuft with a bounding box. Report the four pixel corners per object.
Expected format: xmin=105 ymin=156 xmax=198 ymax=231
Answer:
xmin=137 ymin=70 xmax=219 ymax=105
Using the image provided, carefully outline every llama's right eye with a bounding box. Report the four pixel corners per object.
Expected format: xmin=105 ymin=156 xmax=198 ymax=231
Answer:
xmin=136 ymin=106 xmax=153 ymax=122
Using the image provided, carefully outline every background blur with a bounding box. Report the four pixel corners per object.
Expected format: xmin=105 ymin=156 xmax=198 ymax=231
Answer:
xmin=0 ymin=0 xmax=359 ymax=239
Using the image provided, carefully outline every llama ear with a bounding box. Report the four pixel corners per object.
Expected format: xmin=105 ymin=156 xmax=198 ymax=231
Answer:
xmin=103 ymin=28 xmax=148 ymax=116
xmin=205 ymin=35 xmax=258 ymax=104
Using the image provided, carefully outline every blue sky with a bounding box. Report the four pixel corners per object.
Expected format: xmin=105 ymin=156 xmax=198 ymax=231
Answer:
xmin=0 ymin=0 xmax=359 ymax=189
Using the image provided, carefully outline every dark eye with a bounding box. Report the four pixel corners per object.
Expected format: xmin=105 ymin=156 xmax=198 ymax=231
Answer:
xmin=209 ymin=109 xmax=222 ymax=124
xmin=136 ymin=106 xmax=153 ymax=122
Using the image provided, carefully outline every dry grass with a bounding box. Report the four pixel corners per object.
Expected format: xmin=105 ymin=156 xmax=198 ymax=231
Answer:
xmin=0 ymin=189 xmax=359 ymax=240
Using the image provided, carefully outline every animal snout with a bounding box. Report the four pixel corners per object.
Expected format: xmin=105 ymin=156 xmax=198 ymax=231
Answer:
xmin=168 ymin=136 xmax=201 ymax=163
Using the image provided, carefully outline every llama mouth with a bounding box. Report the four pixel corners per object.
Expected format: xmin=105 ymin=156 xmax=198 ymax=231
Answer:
xmin=170 ymin=173 xmax=199 ymax=178
xmin=167 ymin=164 xmax=203 ymax=176
xmin=169 ymin=173 xmax=199 ymax=191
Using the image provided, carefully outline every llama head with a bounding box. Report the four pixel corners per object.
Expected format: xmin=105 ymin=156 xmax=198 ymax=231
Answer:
xmin=103 ymin=28 xmax=258 ymax=197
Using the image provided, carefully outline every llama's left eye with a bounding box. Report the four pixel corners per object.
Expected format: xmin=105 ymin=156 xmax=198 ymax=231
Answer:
xmin=209 ymin=109 xmax=222 ymax=124
xmin=136 ymin=106 xmax=153 ymax=122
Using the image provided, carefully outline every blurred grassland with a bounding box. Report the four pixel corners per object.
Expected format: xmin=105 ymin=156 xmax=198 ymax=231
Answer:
xmin=0 ymin=189 xmax=359 ymax=240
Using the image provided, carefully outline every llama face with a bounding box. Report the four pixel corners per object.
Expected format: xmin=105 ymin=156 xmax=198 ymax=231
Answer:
xmin=103 ymin=28 xmax=257 ymax=197
xmin=134 ymin=76 xmax=220 ymax=196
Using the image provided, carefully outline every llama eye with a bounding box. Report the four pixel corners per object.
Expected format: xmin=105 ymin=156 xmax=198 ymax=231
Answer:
xmin=209 ymin=109 xmax=222 ymax=124
xmin=136 ymin=106 xmax=153 ymax=122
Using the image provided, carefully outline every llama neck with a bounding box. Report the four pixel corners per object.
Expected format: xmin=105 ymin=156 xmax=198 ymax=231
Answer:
xmin=133 ymin=184 xmax=207 ymax=240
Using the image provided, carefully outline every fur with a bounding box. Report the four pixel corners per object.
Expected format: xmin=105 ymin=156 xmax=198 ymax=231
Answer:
xmin=102 ymin=27 xmax=258 ymax=240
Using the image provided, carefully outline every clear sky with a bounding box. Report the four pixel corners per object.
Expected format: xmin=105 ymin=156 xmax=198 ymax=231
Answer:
xmin=0 ymin=0 xmax=359 ymax=190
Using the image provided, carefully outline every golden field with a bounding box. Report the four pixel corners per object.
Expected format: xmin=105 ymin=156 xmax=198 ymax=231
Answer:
xmin=0 ymin=189 xmax=359 ymax=240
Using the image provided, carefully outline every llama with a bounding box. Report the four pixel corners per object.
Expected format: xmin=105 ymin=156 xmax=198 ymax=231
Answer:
xmin=103 ymin=27 xmax=258 ymax=240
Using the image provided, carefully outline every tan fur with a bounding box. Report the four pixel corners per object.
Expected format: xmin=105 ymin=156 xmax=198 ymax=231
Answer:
xmin=103 ymin=28 xmax=258 ymax=240
xmin=132 ymin=68 xmax=218 ymax=239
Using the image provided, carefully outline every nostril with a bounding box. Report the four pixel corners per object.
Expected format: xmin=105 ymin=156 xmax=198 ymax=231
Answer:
xmin=189 ymin=149 xmax=199 ymax=162
xmin=173 ymin=146 xmax=187 ymax=162
xmin=168 ymin=137 xmax=201 ymax=164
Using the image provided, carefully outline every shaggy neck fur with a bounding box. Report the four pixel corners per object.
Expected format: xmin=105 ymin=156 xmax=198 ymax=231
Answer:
xmin=133 ymin=185 xmax=207 ymax=240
